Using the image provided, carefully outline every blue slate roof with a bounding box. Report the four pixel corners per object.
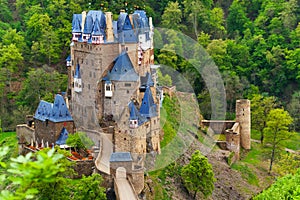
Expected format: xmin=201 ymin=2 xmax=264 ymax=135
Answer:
xmin=116 ymin=12 xmax=137 ymax=43
xmin=34 ymin=94 xmax=73 ymax=123
xmin=83 ymin=15 xmax=93 ymax=34
xmin=117 ymin=13 xmax=132 ymax=33
xmin=72 ymin=14 xmax=82 ymax=33
xmin=118 ymin=29 xmax=138 ymax=43
xmin=140 ymin=72 xmax=154 ymax=87
xmin=128 ymin=101 xmax=148 ymax=125
xmin=140 ymin=86 xmax=157 ymax=118
xmin=34 ymin=100 xmax=53 ymax=122
xmin=104 ymin=51 xmax=139 ymax=81
xmin=55 ymin=127 xmax=69 ymax=145
xmin=113 ymin=21 xmax=118 ymax=39
xmin=92 ymin=18 xmax=105 ymax=36
xmin=110 ymin=152 xmax=133 ymax=162
xmin=66 ymin=55 xmax=71 ymax=62
xmin=74 ymin=64 xmax=81 ymax=78
xmin=132 ymin=10 xmax=149 ymax=30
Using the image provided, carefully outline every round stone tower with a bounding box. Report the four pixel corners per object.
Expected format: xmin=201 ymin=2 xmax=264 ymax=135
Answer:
xmin=235 ymin=99 xmax=251 ymax=150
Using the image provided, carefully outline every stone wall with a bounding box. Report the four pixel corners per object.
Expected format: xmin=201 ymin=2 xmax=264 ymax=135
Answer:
xmin=72 ymin=160 xmax=95 ymax=178
xmin=103 ymin=81 xmax=139 ymax=122
xmin=70 ymin=42 xmax=120 ymax=128
xmin=128 ymin=168 xmax=144 ymax=194
xmin=201 ymin=120 xmax=236 ymax=134
xmin=16 ymin=124 xmax=35 ymax=144
xmin=34 ymin=120 xmax=74 ymax=144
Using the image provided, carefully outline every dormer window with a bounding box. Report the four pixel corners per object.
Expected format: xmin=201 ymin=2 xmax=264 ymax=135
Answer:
xmin=72 ymin=33 xmax=81 ymax=41
xmin=129 ymin=119 xmax=138 ymax=129
xmin=105 ymin=81 xmax=113 ymax=97
xmin=82 ymin=34 xmax=90 ymax=42
xmin=92 ymin=35 xmax=104 ymax=45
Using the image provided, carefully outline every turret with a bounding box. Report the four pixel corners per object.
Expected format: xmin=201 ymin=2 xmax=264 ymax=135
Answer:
xmin=236 ymin=99 xmax=251 ymax=150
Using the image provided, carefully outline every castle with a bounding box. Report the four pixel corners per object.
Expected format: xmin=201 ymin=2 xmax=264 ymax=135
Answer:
xmin=17 ymin=9 xmax=161 ymax=198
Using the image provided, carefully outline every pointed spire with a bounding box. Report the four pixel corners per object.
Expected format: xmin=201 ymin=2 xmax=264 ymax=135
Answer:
xmin=140 ymin=86 xmax=157 ymax=118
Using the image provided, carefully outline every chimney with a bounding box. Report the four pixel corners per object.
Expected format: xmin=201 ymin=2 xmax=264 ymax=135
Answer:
xmin=81 ymin=11 xmax=87 ymax=33
xmin=149 ymin=17 xmax=154 ymax=49
xmin=149 ymin=17 xmax=153 ymax=31
xmin=105 ymin=12 xmax=114 ymax=42
xmin=129 ymin=14 xmax=133 ymax=27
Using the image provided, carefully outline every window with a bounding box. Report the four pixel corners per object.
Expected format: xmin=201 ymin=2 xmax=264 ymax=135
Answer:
xmin=89 ymin=71 xmax=92 ymax=77
xmin=127 ymin=90 xmax=129 ymax=94
xmin=92 ymin=60 xmax=94 ymax=66
xmin=106 ymin=85 xmax=111 ymax=91
xmin=125 ymin=83 xmax=131 ymax=87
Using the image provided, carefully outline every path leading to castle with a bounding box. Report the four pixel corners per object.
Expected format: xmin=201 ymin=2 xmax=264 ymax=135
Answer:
xmin=95 ymin=133 xmax=113 ymax=174
xmin=115 ymin=177 xmax=138 ymax=200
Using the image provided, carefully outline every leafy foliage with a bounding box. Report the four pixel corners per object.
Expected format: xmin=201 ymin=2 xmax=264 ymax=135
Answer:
xmin=0 ymin=146 xmax=105 ymax=200
xmin=66 ymin=132 xmax=94 ymax=152
xmin=254 ymin=169 xmax=300 ymax=200
xmin=263 ymin=108 xmax=295 ymax=172
xmin=181 ymin=150 xmax=215 ymax=199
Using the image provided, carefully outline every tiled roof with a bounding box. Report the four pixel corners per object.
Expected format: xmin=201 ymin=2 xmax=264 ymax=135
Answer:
xmin=55 ymin=127 xmax=69 ymax=145
xmin=140 ymin=72 xmax=154 ymax=87
xmin=117 ymin=12 xmax=137 ymax=43
xmin=140 ymin=86 xmax=157 ymax=118
xmin=110 ymin=152 xmax=133 ymax=162
xmin=83 ymin=15 xmax=93 ymax=34
xmin=34 ymin=94 xmax=73 ymax=122
xmin=72 ymin=14 xmax=82 ymax=33
xmin=104 ymin=51 xmax=139 ymax=82
xmin=132 ymin=10 xmax=149 ymax=30
xmin=66 ymin=55 xmax=71 ymax=61
xmin=128 ymin=101 xmax=148 ymax=125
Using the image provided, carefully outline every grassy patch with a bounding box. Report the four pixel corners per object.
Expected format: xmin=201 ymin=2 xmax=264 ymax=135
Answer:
xmin=251 ymin=130 xmax=261 ymax=141
xmin=0 ymin=132 xmax=17 ymax=142
xmin=231 ymin=163 xmax=259 ymax=186
xmin=160 ymin=95 xmax=180 ymax=148
xmin=241 ymin=143 xmax=265 ymax=165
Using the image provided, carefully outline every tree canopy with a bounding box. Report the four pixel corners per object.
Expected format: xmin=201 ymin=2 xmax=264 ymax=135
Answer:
xmin=181 ymin=150 xmax=215 ymax=199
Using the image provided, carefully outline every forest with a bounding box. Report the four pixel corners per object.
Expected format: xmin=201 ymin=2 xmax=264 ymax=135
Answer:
xmin=0 ymin=0 xmax=299 ymax=199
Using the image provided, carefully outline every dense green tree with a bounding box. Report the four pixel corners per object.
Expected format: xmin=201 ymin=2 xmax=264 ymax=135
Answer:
xmin=17 ymin=68 xmax=67 ymax=112
xmin=251 ymin=94 xmax=277 ymax=143
xmin=161 ymin=1 xmax=183 ymax=30
xmin=226 ymin=0 xmax=251 ymax=38
xmin=207 ymin=7 xmax=226 ymax=38
xmin=66 ymin=132 xmax=94 ymax=153
xmin=274 ymin=153 xmax=300 ymax=177
xmin=157 ymin=69 xmax=172 ymax=87
xmin=181 ymin=150 xmax=215 ymax=199
xmin=287 ymin=91 xmax=300 ymax=131
xmin=254 ymin=169 xmax=300 ymax=199
xmin=263 ymin=108 xmax=294 ymax=172
xmin=183 ymin=0 xmax=212 ymax=38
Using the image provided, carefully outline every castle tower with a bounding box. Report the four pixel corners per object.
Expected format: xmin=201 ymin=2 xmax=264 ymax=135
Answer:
xmin=236 ymin=99 xmax=251 ymax=150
